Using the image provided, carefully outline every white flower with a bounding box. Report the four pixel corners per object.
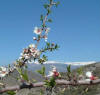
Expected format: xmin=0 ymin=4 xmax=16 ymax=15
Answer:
xmin=30 ymin=48 xmax=35 ymax=53
xmin=34 ymin=27 xmax=41 ymax=35
xmin=46 ymin=65 xmax=59 ymax=78
xmin=21 ymin=54 xmax=30 ymax=59
xmin=45 ymin=27 xmax=50 ymax=34
xmin=52 ymin=68 xmax=57 ymax=72
xmin=51 ymin=65 xmax=57 ymax=72
xmin=30 ymin=49 xmax=40 ymax=58
xmin=0 ymin=67 xmax=9 ymax=79
xmin=0 ymin=73 xmax=6 ymax=78
xmin=47 ymin=71 xmax=54 ymax=77
xmin=29 ymin=44 xmax=35 ymax=48
xmin=34 ymin=50 xmax=40 ymax=57
xmin=86 ymin=71 xmax=92 ymax=78
xmin=25 ymin=55 xmax=30 ymax=59
xmin=0 ymin=67 xmax=7 ymax=72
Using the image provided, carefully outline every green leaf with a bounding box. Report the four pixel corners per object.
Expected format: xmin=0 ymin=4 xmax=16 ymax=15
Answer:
xmin=40 ymin=14 xmax=43 ymax=21
xmin=85 ymin=87 xmax=89 ymax=93
xmin=42 ymin=55 xmax=48 ymax=61
xmin=37 ymin=70 xmax=42 ymax=75
xmin=42 ymin=66 xmax=45 ymax=76
xmin=67 ymin=65 xmax=71 ymax=73
xmin=32 ymin=79 xmax=37 ymax=82
xmin=38 ymin=55 xmax=48 ymax=64
xmin=8 ymin=64 xmax=11 ymax=68
xmin=49 ymin=77 xmax=56 ymax=87
xmin=45 ymin=77 xmax=56 ymax=88
xmin=55 ymin=44 xmax=59 ymax=49
xmin=38 ymin=35 xmax=41 ymax=39
xmin=0 ymin=67 xmax=2 ymax=71
xmin=55 ymin=1 xmax=60 ymax=7
xmin=50 ymin=48 xmax=53 ymax=51
xmin=49 ymin=0 xmax=53 ymax=3
xmin=22 ymin=70 xmax=29 ymax=81
xmin=7 ymin=91 xmax=16 ymax=95
xmin=40 ymin=89 xmax=44 ymax=95
xmin=17 ymin=68 xmax=22 ymax=75
xmin=36 ymin=66 xmax=46 ymax=77
xmin=17 ymin=68 xmax=29 ymax=82
xmin=77 ymin=67 xmax=83 ymax=75
xmin=47 ymin=9 xmax=51 ymax=14
xmin=48 ymin=19 xmax=52 ymax=22
xmin=46 ymin=42 xmax=50 ymax=47
xmin=43 ymin=4 xmax=49 ymax=9
xmin=44 ymin=80 xmax=49 ymax=87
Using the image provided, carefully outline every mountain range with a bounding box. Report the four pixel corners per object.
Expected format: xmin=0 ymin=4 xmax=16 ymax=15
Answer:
xmin=27 ymin=61 xmax=96 ymax=74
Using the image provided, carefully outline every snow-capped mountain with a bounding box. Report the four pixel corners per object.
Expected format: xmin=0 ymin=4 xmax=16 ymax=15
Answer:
xmin=28 ymin=61 xmax=96 ymax=73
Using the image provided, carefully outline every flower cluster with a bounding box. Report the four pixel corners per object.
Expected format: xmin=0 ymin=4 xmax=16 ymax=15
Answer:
xmin=0 ymin=66 xmax=15 ymax=79
xmin=18 ymin=26 xmax=51 ymax=63
xmin=0 ymin=67 xmax=8 ymax=79
xmin=86 ymin=71 xmax=98 ymax=80
xmin=33 ymin=27 xmax=50 ymax=42
xmin=19 ymin=44 xmax=40 ymax=61
xmin=47 ymin=65 xmax=60 ymax=78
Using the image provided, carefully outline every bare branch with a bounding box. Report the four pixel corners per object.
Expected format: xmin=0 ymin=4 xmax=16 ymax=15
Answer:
xmin=1 ymin=79 xmax=100 ymax=94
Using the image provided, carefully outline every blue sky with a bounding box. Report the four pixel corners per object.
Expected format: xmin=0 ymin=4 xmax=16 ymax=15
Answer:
xmin=0 ymin=0 xmax=100 ymax=65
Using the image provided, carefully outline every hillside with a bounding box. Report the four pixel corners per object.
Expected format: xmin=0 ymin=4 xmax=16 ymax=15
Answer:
xmin=0 ymin=62 xmax=100 ymax=95
xmin=0 ymin=70 xmax=44 ymax=95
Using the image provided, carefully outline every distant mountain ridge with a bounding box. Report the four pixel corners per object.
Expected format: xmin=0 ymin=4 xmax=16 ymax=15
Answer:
xmin=28 ymin=61 xmax=96 ymax=74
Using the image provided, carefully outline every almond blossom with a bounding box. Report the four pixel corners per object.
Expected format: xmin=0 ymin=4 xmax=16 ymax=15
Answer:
xmin=33 ymin=27 xmax=42 ymax=35
xmin=86 ymin=71 xmax=92 ymax=78
xmin=0 ymin=72 xmax=6 ymax=80
xmin=19 ymin=44 xmax=40 ymax=61
xmin=0 ymin=67 xmax=9 ymax=80
xmin=47 ymin=65 xmax=59 ymax=78
xmin=29 ymin=44 xmax=35 ymax=48
xmin=86 ymin=71 xmax=98 ymax=80
xmin=45 ymin=27 xmax=50 ymax=34
xmin=43 ymin=35 xmax=48 ymax=42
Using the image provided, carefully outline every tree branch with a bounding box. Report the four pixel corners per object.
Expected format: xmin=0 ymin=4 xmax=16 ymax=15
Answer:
xmin=1 ymin=79 xmax=100 ymax=94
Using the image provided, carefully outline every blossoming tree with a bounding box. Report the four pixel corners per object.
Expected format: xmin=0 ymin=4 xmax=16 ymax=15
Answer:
xmin=0 ymin=0 xmax=100 ymax=95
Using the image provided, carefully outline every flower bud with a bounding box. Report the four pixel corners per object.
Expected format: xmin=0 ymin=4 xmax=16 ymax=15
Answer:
xmin=33 ymin=37 xmax=37 ymax=40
